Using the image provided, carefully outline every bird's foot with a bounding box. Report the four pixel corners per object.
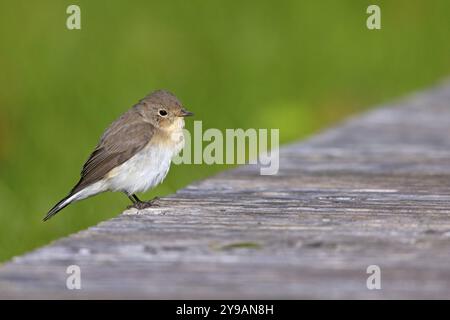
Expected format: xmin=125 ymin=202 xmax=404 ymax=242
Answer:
xmin=127 ymin=197 xmax=161 ymax=210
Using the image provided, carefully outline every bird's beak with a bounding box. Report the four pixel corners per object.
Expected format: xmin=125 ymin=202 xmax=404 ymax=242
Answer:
xmin=179 ymin=108 xmax=194 ymax=117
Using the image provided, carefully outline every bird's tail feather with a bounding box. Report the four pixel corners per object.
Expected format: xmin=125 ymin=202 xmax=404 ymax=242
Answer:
xmin=43 ymin=193 xmax=77 ymax=221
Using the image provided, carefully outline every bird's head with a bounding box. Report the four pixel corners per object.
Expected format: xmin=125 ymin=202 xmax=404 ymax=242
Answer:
xmin=139 ymin=90 xmax=193 ymax=130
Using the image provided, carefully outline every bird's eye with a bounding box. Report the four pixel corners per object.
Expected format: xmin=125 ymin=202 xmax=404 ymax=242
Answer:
xmin=159 ymin=109 xmax=168 ymax=117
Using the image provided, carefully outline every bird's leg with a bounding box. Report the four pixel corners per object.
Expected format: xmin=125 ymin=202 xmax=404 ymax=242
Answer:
xmin=125 ymin=192 xmax=137 ymax=204
xmin=126 ymin=193 xmax=160 ymax=210
xmin=126 ymin=193 xmax=144 ymax=209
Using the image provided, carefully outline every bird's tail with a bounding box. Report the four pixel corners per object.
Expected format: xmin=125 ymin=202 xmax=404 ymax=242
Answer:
xmin=43 ymin=193 xmax=77 ymax=221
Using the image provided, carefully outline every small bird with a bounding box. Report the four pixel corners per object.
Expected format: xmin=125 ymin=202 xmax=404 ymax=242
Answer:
xmin=43 ymin=90 xmax=193 ymax=221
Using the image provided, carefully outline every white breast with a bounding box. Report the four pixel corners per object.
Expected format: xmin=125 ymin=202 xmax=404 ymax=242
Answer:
xmin=105 ymin=120 xmax=185 ymax=195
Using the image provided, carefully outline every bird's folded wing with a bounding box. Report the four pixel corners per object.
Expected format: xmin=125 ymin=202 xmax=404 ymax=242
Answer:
xmin=71 ymin=117 xmax=154 ymax=194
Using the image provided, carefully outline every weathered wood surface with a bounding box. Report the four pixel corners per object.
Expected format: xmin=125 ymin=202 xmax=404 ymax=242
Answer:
xmin=1 ymin=83 xmax=450 ymax=299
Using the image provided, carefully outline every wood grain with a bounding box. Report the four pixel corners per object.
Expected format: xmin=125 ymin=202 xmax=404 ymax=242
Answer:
xmin=1 ymin=82 xmax=450 ymax=299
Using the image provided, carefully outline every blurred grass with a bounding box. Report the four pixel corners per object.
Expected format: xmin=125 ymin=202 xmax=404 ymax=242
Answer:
xmin=0 ymin=0 xmax=449 ymax=262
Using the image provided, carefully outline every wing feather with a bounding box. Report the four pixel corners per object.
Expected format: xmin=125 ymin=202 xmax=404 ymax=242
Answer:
xmin=71 ymin=111 xmax=154 ymax=194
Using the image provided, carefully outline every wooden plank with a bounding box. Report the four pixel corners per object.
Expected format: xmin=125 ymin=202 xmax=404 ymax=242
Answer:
xmin=1 ymin=83 xmax=450 ymax=299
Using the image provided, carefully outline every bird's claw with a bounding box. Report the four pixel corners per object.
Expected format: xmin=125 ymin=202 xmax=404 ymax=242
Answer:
xmin=128 ymin=197 xmax=161 ymax=210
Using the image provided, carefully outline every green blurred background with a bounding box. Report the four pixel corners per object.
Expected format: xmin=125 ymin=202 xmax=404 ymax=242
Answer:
xmin=0 ymin=0 xmax=449 ymax=263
